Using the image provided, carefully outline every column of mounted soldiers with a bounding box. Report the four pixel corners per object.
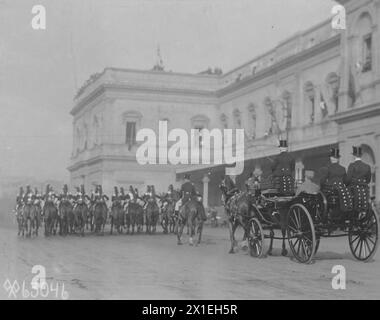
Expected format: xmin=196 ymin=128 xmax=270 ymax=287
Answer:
xmin=14 ymin=172 xmax=208 ymax=237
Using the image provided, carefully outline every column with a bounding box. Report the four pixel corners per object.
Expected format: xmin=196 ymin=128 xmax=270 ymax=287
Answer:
xmin=202 ymin=174 xmax=210 ymax=209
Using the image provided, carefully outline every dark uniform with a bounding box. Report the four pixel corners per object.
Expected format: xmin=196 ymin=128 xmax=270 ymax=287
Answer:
xmin=176 ymin=174 xmax=207 ymax=221
xmin=271 ymin=140 xmax=295 ymax=195
xmin=345 ymin=147 xmax=371 ymax=211
xmin=320 ymin=148 xmax=353 ymax=212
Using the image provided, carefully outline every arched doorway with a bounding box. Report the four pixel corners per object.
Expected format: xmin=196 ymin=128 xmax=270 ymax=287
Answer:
xmin=361 ymin=144 xmax=376 ymax=198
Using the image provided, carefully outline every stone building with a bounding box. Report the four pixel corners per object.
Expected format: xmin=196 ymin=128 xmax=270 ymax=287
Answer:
xmin=69 ymin=0 xmax=380 ymax=207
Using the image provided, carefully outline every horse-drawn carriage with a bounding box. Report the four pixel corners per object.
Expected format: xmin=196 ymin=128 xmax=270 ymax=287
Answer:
xmin=247 ymin=188 xmax=379 ymax=264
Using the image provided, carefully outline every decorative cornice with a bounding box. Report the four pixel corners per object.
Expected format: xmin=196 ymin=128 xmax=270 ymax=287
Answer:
xmin=217 ymin=35 xmax=341 ymax=98
xmin=330 ymin=101 xmax=380 ymax=124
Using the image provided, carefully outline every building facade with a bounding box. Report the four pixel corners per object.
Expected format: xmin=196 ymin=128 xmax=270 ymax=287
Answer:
xmin=69 ymin=0 xmax=380 ymax=207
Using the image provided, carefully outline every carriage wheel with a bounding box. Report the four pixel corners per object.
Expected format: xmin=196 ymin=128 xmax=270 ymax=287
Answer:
xmin=348 ymin=207 xmax=379 ymax=262
xmin=248 ymin=218 xmax=266 ymax=258
xmin=287 ymin=204 xmax=316 ymax=264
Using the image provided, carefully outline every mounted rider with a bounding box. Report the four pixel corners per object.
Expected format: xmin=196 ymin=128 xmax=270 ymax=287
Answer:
xmin=16 ymin=187 xmax=24 ymax=209
xmin=111 ymin=186 xmax=122 ymax=209
xmin=58 ymin=184 xmax=72 ymax=210
xmin=320 ymin=148 xmax=353 ymax=213
xmin=73 ymin=185 xmax=90 ymax=210
xmin=33 ymin=187 xmax=43 ymax=206
xmin=345 ymin=146 xmax=371 ymax=211
xmin=175 ymin=174 xmax=207 ymax=221
xmin=271 ymin=140 xmax=295 ymax=195
xmin=93 ymin=185 xmax=109 ymax=211
xmin=23 ymin=185 xmax=35 ymax=206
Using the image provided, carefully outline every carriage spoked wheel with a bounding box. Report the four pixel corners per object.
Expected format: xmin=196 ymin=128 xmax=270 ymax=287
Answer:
xmin=348 ymin=207 xmax=379 ymax=262
xmin=287 ymin=204 xmax=316 ymax=264
xmin=248 ymin=218 xmax=266 ymax=258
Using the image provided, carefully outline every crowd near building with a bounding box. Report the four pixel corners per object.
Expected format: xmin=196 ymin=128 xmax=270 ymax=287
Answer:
xmin=69 ymin=0 xmax=380 ymax=208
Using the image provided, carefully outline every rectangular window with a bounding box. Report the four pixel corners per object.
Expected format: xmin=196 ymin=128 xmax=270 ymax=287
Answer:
xmin=126 ymin=121 xmax=136 ymax=146
xmin=362 ymin=34 xmax=372 ymax=72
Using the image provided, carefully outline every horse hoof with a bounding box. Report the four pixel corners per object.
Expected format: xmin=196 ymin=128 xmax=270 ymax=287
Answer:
xmin=228 ymin=249 xmax=234 ymax=254
xmin=281 ymin=249 xmax=288 ymax=256
xmin=177 ymin=241 xmax=183 ymax=245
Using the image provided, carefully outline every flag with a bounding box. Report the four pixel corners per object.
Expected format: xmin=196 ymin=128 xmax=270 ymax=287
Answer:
xmin=320 ymin=90 xmax=328 ymax=118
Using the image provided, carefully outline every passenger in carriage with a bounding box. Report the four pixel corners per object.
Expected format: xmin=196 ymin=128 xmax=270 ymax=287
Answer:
xmin=295 ymin=170 xmax=320 ymax=196
xmin=345 ymin=146 xmax=371 ymax=211
xmin=245 ymin=172 xmax=261 ymax=196
xmin=319 ymin=148 xmax=353 ymax=213
xmin=271 ymin=140 xmax=295 ymax=195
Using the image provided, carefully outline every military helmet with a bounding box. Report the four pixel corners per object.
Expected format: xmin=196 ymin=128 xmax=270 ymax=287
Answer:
xmin=114 ymin=186 xmax=119 ymax=195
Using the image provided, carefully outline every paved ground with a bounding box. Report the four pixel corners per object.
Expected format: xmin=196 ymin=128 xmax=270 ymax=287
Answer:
xmin=0 ymin=219 xmax=379 ymax=300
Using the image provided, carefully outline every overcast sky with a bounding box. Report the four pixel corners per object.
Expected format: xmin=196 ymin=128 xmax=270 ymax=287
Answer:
xmin=0 ymin=0 xmax=337 ymax=181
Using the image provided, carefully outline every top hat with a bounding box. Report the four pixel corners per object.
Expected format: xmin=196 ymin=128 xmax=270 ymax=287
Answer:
xmin=279 ymin=140 xmax=288 ymax=148
xmin=80 ymin=184 xmax=85 ymax=194
xmin=330 ymin=148 xmax=340 ymax=158
xmin=114 ymin=186 xmax=119 ymax=195
xmin=45 ymin=184 xmax=50 ymax=194
xmin=63 ymin=184 xmax=68 ymax=192
xmin=352 ymin=146 xmax=362 ymax=157
xmin=120 ymin=187 xmax=125 ymax=195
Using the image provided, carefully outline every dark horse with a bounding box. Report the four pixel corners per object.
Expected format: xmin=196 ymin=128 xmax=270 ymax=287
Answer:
xmin=176 ymin=198 xmax=204 ymax=246
xmin=110 ymin=201 xmax=124 ymax=235
xmin=73 ymin=202 xmax=88 ymax=236
xmin=22 ymin=202 xmax=40 ymax=237
xmin=127 ymin=201 xmax=144 ymax=234
xmin=93 ymin=201 xmax=107 ymax=235
xmin=58 ymin=200 xmax=74 ymax=236
xmin=220 ymin=185 xmax=251 ymax=253
xmin=44 ymin=201 xmax=58 ymax=236
xmin=145 ymin=200 xmax=160 ymax=234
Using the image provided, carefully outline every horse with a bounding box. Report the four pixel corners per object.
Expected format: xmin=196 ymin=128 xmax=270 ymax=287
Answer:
xmin=44 ymin=201 xmax=58 ymax=237
xmin=110 ymin=201 xmax=124 ymax=235
xmin=176 ymin=198 xmax=204 ymax=246
xmin=145 ymin=200 xmax=160 ymax=234
xmin=220 ymin=185 xmax=251 ymax=254
xmin=127 ymin=201 xmax=144 ymax=234
xmin=160 ymin=201 xmax=171 ymax=234
xmin=23 ymin=202 xmax=40 ymax=237
xmin=15 ymin=205 xmax=25 ymax=237
xmin=58 ymin=200 xmax=73 ymax=236
xmin=73 ymin=202 xmax=88 ymax=236
xmin=93 ymin=201 xmax=107 ymax=235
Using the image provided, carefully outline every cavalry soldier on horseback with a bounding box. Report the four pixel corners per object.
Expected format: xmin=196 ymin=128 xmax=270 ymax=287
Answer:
xmin=271 ymin=140 xmax=295 ymax=195
xmin=94 ymin=185 xmax=109 ymax=210
xmin=16 ymin=187 xmax=24 ymax=209
xmin=345 ymin=146 xmax=371 ymax=212
xmin=320 ymin=148 xmax=353 ymax=215
xmin=175 ymin=174 xmax=207 ymax=221
xmin=24 ymin=185 xmax=34 ymax=205
xmin=111 ymin=186 xmax=122 ymax=209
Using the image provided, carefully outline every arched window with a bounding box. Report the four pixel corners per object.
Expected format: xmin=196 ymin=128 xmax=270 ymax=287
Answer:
xmin=304 ymin=81 xmax=315 ymax=123
xmin=233 ymin=108 xmax=242 ymax=128
xmin=354 ymin=12 xmax=373 ymax=73
xmin=220 ymin=113 xmax=228 ymax=129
